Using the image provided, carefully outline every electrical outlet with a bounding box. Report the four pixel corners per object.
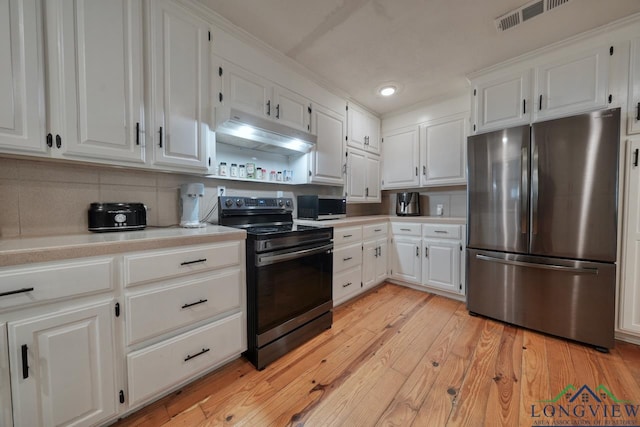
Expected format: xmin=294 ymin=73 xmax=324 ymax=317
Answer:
xmin=436 ymin=204 xmax=444 ymax=216
xmin=217 ymin=186 xmax=225 ymax=197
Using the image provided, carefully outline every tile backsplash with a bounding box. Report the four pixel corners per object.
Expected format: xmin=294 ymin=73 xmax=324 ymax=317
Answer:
xmin=0 ymin=157 xmax=342 ymax=238
xmin=381 ymin=187 xmax=467 ymax=217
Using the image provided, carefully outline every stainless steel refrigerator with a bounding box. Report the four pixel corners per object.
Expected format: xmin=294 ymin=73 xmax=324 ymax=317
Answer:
xmin=466 ymin=108 xmax=620 ymax=350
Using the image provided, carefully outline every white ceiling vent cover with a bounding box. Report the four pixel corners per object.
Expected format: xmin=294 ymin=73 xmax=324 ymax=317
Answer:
xmin=495 ymin=0 xmax=572 ymax=32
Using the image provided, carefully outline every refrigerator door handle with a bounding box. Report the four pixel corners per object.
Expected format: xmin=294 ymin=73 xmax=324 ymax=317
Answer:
xmin=475 ymin=254 xmax=598 ymax=275
xmin=531 ymin=143 xmax=539 ymax=235
xmin=520 ymin=146 xmax=528 ymax=234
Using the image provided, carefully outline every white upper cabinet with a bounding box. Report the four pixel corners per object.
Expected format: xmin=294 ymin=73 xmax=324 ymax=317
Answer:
xmin=150 ymin=0 xmax=211 ymax=171
xmin=347 ymin=102 xmax=380 ymax=154
xmin=45 ymin=0 xmax=145 ymax=163
xmin=0 ymin=0 xmax=45 ymax=154
xmin=472 ymin=69 xmax=531 ymax=133
xmin=309 ymin=104 xmax=345 ymax=185
xmin=628 ymin=37 xmax=640 ymax=135
xmin=534 ymin=45 xmax=610 ymax=121
xmin=216 ymin=59 xmax=312 ymax=133
xmin=345 ymin=148 xmax=380 ymax=203
xmin=381 ymin=126 xmax=419 ymax=189
xmin=420 ymin=115 xmax=466 ymax=186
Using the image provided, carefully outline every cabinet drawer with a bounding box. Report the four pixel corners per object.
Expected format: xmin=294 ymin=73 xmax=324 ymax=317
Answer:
xmin=333 ymin=266 xmax=362 ymax=303
xmin=126 ymin=269 xmax=243 ymax=345
xmin=390 ymin=222 xmax=421 ymax=236
xmin=333 ymin=243 xmax=363 ymax=273
xmin=422 ymin=224 xmax=461 ymax=239
xmin=127 ymin=312 xmax=244 ymax=407
xmin=333 ymin=226 xmax=363 ymax=246
xmin=0 ymin=257 xmax=114 ymax=311
xmin=124 ymin=241 xmax=243 ymax=287
xmin=363 ymin=223 xmax=388 ymax=240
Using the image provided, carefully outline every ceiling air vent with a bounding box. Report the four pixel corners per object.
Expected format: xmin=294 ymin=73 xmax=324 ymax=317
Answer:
xmin=495 ymin=0 xmax=572 ymax=32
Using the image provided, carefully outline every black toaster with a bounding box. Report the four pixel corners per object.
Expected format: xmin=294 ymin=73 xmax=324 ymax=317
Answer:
xmin=88 ymin=202 xmax=147 ymax=232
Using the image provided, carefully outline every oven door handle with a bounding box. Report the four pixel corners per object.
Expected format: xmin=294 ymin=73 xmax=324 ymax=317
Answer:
xmin=257 ymin=243 xmax=333 ymax=266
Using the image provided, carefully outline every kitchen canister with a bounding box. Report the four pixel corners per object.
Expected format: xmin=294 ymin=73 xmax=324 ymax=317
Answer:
xmin=230 ymin=163 xmax=238 ymax=178
xmin=256 ymin=167 xmax=263 ymax=180
xmin=219 ymin=162 xmax=228 ymax=176
xmin=246 ymin=162 xmax=256 ymax=179
xmin=238 ymin=164 xmax=246 ymax=178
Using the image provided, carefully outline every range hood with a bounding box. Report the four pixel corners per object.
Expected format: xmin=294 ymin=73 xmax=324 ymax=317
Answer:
xmin=214 ymin=107 xmax=317 ymax=156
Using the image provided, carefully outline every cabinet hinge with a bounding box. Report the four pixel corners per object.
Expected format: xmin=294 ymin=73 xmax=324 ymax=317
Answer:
xmin=219 ymin=92 xmax=223 ymax=103
xmin=119 ymin=390 xmax=125 ymax=404
xmin=608 ymin=94 xmax=613 ymax=104
xmin=610 ymin=46 xmax=614 ymax=56
xmin=115 ymin=302 xmax=120 ymax=317
xmin=473 ymin=124 xmax=476 ymax=131
xmin=208 ymin=31 xmax=211 ymax=41
xmin=473 ymin=89 xmax=477 ymax=96
xmin=218 ymin=66 xmax=223 ymax=77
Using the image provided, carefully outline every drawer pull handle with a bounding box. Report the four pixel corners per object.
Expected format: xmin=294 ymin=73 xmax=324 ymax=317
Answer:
xmin=181 ymin=299 xmax=208 ymax=309
xmin=0 ymin=287 xmax=34 ymax=298
xmin=374 ymin=228 xmax=382 ymax=232
xmin=343 ymin=257 xmax=353 ymax=261
xmin=343 ymin=234 xmax=353 ymax=238
xmin=400 ymin=228 xmax=411 ymax=231
xmin=21 ymin=344 xmax=28 ymax=379
xmin=180 ymin=258 xmax=207 ymax=266
xmin=184 ymin=347 xmax=210 ymax=362
xmin=434 ymin=230 xmax=448 ymax=234
xmin=343 ymin=282 xmax=352 ymax=288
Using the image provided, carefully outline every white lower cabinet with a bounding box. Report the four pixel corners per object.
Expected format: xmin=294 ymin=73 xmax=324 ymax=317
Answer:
xmin=127 ymin=312 xmax=243 ymax=407
xmin=390 ymin=235 xmax=422 ymax=284
xmin=333 ymin=265 xmax=363 ymax=305
xmin=621 ymin=138 xmax=640 ymax=336
xmin=0 ymin=323 xmax=12 ymax=427
xmin=362 ymin=223 xmax=388 ymax=290
xmin=332 ymin=225 xmax=363 ymax=306
xmin=422 ymin=240 xmax=460 ymax=293
xmin=8 ymin=300 xmax=118 ymax=427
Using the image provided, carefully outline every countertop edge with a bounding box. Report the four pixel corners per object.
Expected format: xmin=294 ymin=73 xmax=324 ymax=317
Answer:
xmin=295 ymin=215 xmax=466 ymax=227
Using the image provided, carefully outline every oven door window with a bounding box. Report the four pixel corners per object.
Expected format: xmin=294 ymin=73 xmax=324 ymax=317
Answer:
xmin=254 ymin=246 xmax=332 ymax=335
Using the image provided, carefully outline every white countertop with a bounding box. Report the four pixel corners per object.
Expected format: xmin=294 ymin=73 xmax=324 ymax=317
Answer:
xmin=295 ymin=215 xmax=466 ymax=227
xmin=0 ymin=226 xmax=246 ymax=267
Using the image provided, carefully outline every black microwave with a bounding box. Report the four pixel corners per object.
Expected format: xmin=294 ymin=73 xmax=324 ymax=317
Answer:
xmin=297 ymin=195 xmax=346 ymax=220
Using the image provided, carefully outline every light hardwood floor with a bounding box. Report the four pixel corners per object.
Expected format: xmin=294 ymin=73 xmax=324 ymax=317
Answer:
xmin=114 ymin=283 xmax=640 ymax=426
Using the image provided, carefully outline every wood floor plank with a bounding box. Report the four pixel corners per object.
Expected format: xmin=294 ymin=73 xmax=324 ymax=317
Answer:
xmin=111 ymin=284 xmax=640 ymax=427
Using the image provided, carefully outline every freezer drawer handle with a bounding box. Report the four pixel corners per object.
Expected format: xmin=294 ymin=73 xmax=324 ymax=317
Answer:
xmin=0 ymin=287 xmax=34 ymax=298
xmin=476 ymin=254 xmax=598 ymax=275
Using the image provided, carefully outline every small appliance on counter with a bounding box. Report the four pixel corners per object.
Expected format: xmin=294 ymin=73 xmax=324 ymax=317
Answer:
xmin=396 ymin=192 xmax=420 ymax=216
xmin=180 ymin=183 xmax=205 ymax=228
xmin=88 ymin=202 xmax=147 ymax=232
xmin=297 ymin=195 xmax=346 ymax=220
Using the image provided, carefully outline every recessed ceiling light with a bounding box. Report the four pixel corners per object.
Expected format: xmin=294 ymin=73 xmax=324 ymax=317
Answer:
xmin=379 ymin=86 xmax=396 ymax=96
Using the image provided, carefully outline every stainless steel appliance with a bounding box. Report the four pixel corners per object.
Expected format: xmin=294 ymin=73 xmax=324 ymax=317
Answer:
xmin=396 ymin=192 xmax=421 ymax=216
xmin=466 ymin=108 xmax=620 ymax=350
xmin=88 ymin=202 xmax=146 ymax=232
xmin=297 ymin=195 xmax=347 ymax=220
xmin=219 ymin=196 xmax=333 ymax=370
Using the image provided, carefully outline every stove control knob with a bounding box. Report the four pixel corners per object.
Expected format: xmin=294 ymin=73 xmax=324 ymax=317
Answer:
xmin=236 ymin=199 xmax=244 ymax=207
xmin=285 ymin=200 xmax=292 ymax=207
xmin=278 ymin=199 xmax=284 ymax=207
xmin=225 ymin=199 xmax=233 ymax=207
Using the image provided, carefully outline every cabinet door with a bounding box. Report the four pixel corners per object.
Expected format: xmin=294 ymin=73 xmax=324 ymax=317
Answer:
xmin=422 ymin=239 xmax=461 ymax=294
xmin=346 ymin=148 xmax=366 ymax=202
xmin=628 ymin=38 xmax=640 ymax=135
xmin=273 ymin=86 xmax=310 ymax=132
xmin=347 ymin=103 xmax=368 ymax=150
xmin=473 ymin=69 xmax=530 ymax=133
xmin=151 ymin=0 xmax=210 ymax=170
xmin=382 ymin=127 xmax=419 ymax=189
xmin=421 ymin=116 xmax=466 ymax=186
xmin=8 ymin=301 xmax=117 ymax=427
xmin=362 ymin=240 xmax=377 ymax=289
xmin=0 ymin=323 xmax=11 ymax=427
xmin=221 ymin=60 xmax=270 ymax=118
xmin=366 ymin=114 xmax=381 ymax=154
xmin=375 ymin=238 xmax=388 ymax=285
xmin=0 ymin=0 xmax=45 ymax=154
xmin=310 ymin=104 xmax=344 ymax=185
xmin=365 ymin=152 xmax=381 ymax=202
xmin=390 ymin=236 xmax=421 ymax=284
xmin=621 ymin=138 xmax=640 ymax=335
xmin=534 ymin=45 xmax=610 ymax=121
xmin=45 ymin=0 xmax=144 ymax=163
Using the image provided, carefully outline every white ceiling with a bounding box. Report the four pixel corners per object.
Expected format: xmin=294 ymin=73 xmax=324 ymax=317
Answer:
xmin=197 ymin=0 xmax=640 ymax=116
